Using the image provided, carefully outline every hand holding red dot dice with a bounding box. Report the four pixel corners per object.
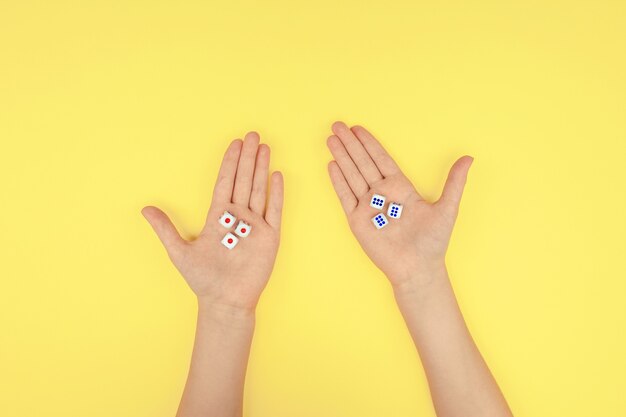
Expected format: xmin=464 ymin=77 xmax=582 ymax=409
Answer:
xmin=141 ymin=132 xmax=283 ymax=312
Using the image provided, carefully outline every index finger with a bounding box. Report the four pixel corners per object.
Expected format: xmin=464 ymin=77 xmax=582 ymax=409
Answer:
xmin=350 ymin=125 xmax=400 ymax=177
xmin=211 ymin=139 xmax=243 ymax=204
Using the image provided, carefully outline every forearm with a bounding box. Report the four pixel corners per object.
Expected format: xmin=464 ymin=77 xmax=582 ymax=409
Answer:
xmin=392 ymin=265 xmax=512 ymax=417
xmin=176 ymin=299 xmax=256 ymax=417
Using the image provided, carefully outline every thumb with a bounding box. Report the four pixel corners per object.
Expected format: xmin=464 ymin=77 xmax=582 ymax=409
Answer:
xmin=141 ymin=206 xmax=186 ymax=257
xmin=437 ymin=156 xmax=474 ymax=213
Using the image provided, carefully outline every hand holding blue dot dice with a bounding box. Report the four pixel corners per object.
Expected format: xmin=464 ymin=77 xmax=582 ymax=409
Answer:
xmin=327 ymin=122 xmax=474 ymax=331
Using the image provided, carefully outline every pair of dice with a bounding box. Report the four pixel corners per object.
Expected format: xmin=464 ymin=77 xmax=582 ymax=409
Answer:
xmin=218 ymin=211 xmax=251 ymax=249
xmin=369 ymin=193 xmax=402 ymax=229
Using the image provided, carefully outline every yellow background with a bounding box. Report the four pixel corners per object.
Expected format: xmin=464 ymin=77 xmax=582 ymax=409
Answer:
xmin=1 ymin=1 xmax=625 ymax=416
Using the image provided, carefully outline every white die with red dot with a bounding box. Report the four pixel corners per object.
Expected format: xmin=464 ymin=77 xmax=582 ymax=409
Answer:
xmin=218 ymin=211 xmax=236 ymax=228
xmin=234 ymin=221 xmax=251 ymax=238
xmin=221 ymin=232 xmax=239 ymax=249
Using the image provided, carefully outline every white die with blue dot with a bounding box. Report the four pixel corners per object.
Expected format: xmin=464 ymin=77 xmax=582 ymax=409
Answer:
xmin=387 ymin=202 xmax=403 ymax=219
xmin=372 ymin=213 xmax=388 ymax=229
xmin=369 ymin=194 xmax=386 ymax=209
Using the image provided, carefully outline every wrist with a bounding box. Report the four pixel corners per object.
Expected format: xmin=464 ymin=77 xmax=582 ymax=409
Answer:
xmin=197 ymin=297 xmax=256 ymax=326
xmin=390 ymin=262 xmax=449 ymax=302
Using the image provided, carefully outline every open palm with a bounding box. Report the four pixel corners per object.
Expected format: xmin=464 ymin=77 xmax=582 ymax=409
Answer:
xmin=142 ymin=132 xmax=284 ymax=312
xmin=326 ymin=122 xmax=473 ymax=287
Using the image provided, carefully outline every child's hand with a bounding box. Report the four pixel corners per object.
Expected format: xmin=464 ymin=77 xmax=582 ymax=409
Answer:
xmin=326 ymin=122 xmax=472 ymax=290
xmin=142 ymin=132 xmax=284 ymax=313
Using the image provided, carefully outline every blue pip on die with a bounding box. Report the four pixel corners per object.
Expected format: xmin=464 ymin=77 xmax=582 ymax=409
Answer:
xmin=387 ymin=202 xmax=403 ymax=219
xmin=372 ymin=213 xmax=388 ymax=229
xmin=369 ymin=193 xmax=386 ymax=209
